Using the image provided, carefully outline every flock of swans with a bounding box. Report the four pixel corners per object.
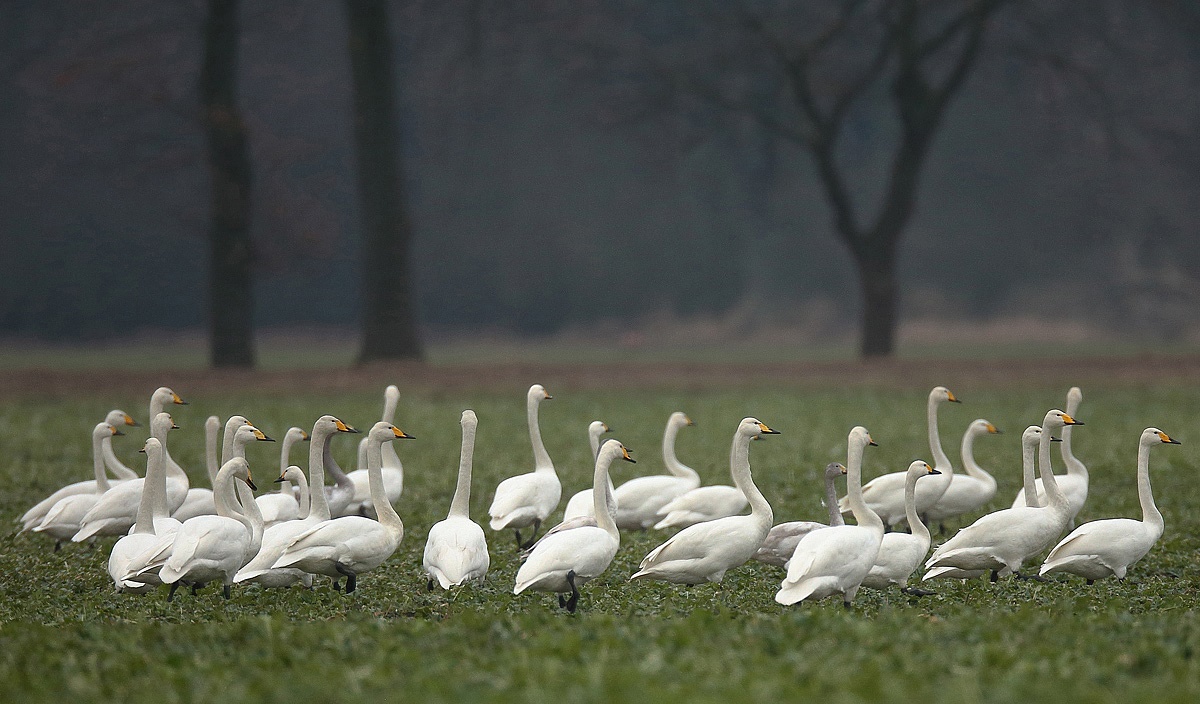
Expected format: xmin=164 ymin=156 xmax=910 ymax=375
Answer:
xmin=17 ymin=382 xmax=1181 ymax=612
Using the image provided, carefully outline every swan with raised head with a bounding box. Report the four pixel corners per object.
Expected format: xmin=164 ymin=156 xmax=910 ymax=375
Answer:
xmin=861 ymin=460 xmax=940 ymax=594
xmin=1012 ymin=388 xmax=1089 ymax=528
xmin=32 ymin=423 xmax=124 ymax=549
xmin=924 ymin=410 xmax=1083 ymax=581
xmin=1040 ymin=428 xmax=1180 ymax=583
xmin=108 ymin=438 xmax=180 ymax=593
xmin=234 ymin=415 xmax=358 ymax=588
xmin=256 ymin=427 xmax=309 ymax=527
xmin=753 ymin=462 xmax=846 ymax=567
xmin=346 ymin=384 xmax=405 ymax=516
xmin=101 ymin=409 xmax=141 ymax=480
xmin=147 ymin=387 xmax=188 ymax=474
xmin=775 ymin=427 xmax=881 ymax=607
xmin=612 ymin=412 xmax=699 ymax=530
xmin=839 ymin=386 xmax=959 ymax=528
xmin=925 ymin=419 xmax=1002 ymax=531
xmin=174 ymin=417 xmax=271 ymax=522
xmin=272 ymin=422 xmax=412 ymax=593
xmin=561 ymin=421 xmax=613 ymax=521
xmin=488 ymin=384 xmax=559 ymax=548
xmin=515 ymin=440 xmax=635 ymax=612
xmin=423 ymin=410 xmax=490 ymax=590
xmin=631 ymin=418 xmax=778 ymax=585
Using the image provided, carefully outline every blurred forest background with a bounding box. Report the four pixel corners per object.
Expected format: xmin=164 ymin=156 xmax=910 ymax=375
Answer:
xmin=2 ymin=0 xmax=1198 ymax=366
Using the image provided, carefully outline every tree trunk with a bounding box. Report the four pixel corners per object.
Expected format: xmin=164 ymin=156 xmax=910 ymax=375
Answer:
xmin=853 ymin=246 xmax=899 ymax=358
xmin=346 ymin=0 xmax=423 ymax=363
xmin=201 ymin=0 xmax=255 ymax=368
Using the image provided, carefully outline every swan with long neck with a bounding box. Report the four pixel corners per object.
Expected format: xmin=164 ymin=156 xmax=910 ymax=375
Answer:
xmin=32 ymin=423 xmax=124 ymax=548
xmin=424 ymin=410 xmax=490 ymax=589
xmin=861 ymin=460 xmax=940 ymax=594
xmin=925 ymin=410 xmax=1082 ymax=581
xmin=234 ymin=415 xmax=358 ymax=588
xmin=776 ymin=426 xmax=883 ymax=606
xmin=101 ymin=409 xmax=140 ymax=480
xmin=632 ymin=418 xmax=778 ymax=585
xmin=839 ymin=386 xmax=959 ymax=528
xmin=175 ymin=418 xmax=271 ymax=522
xmin=488 ymin=384 xmax=560 ymax=548
xmin=515 ymin=440 xmax=635 ymax=612
xmin=925 ymin=419 xmax=1002 ymax=529
xmin=561 ymin=421 xmax=614 ymax=521
xmin=1011 ymin=388 xmax=1090 ymax=528
xmin=148 ymin=387 xmax=188 ymax=476
xmin=346 ymin=385 xmax=405 ymax=516
xmin=1040 ymin=428 xmax=1179 ymax=582
xmin=108 ymin=438 xmax=179 ymax=592
xmin=272 ymin=422 xmax=411 ymax=593
xmin=613 ymin=412 xmax=700 ymax=529
xmin=753 ymin=462 xmax=847 ymax=567
xmin=256 ymin=427 xmax=310 ymax=527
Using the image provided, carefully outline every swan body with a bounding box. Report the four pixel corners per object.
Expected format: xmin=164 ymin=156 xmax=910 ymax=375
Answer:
xmin=1040 ymin=428 xmax=1179 ymax=582
xmin=838 ymin=386 xmax=959 ymax=527
xmin=1012 ymin=388 xmax=1089 ymax=524
xmin=488 ymin=385 xmax=559 ymax=545
xmin=776 ymin=427 xmax=881 ymax=606
xmin=257 ymin=427 xmax=310 ymax=527
xmin=272 ymin=422 xmax=411 ymax=593
xmin=613 ymin=412 xmax=699 ymax=529
xmin=926 ymin=420 xmax=1002 ymax=524
xmin=652 ymin=485 xmax=747 ymax=531
xmin=561 ymin=421 xmax=613 ymax=521
xmin=108 ymin=438 xmax=181 ymax=592
xmin=346 ymin=384 xmax=404 ymax=516
xmin=424 ymin=411 xmax=490 ymax=589
xmin=924 ymin=411 xmax=1082 ymax=580
xmin=515 ymin=440 xmax=634 ymax=611
xmin=631 ymin=418 xmax=777 ymax=585
xmin=753 ymin=462 xmax=846 ymax=567
xmin=33 ymin=423 xmax=124 ymax=546
xmin=861 ymin=461 xmax=939 ymax=591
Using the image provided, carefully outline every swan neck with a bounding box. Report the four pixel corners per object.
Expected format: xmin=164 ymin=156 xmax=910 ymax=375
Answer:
xmin=663 ymin=420 xmax=698 ymax=480
xmin=592 ymin=451 xmax=620 ymax=538
xmin=132 ymin=444 xmax=163 ymax=534
xmin=528 ymin=395 xmax=554 ymax=473
xmin=368 ymin=437 xmax=404 ymax=534
xmin=234 ymin=480 xmax=263 ymax=557
xmin=151 ymin=420 xmax=187 ymax=482
xmin=904 ymin=471 xmax=930 ymax=542
xmin=212 ymin=462 xmax=241 ymax=519
xmin=928 ymin=397 xmax=952 ymax=471
xmin=205 ymin=419 xmax=220 ymax=483
xmin=91 ymin=432 xmax=111 ymax=492
xmin=1021 ymin=439 xmax=1041 ymax=508
xmin=824 ymin=472 xmax=845 ymax=527
xmin=960 ymin=431 xmax=991 ymax=484
xmin=102 ymin=436 xmax=137 ymax=480
xmin=448 ymin=423 xmax=476 ymax=518
xmin=293 ymin=469 xmax=311 ymax=519
xmin=382 ymin=391 xmax=398 ymax=424
xmin=731 ymin=431 xmax=772 ymax=528
xmin=1038 ymin=427 xmax=1067 ymax=509
xmin=308 ymin=429 xmax=332 ymax=521
xmin=589 ymin=429 xmax=602 ymax=462
xmin=1136 ymin=440 xmax=1163 ymax=530
xmin=323 ymin=438 xmax=351 ymax=487
xmin=846 ymin=439 xmax=883 ymax=530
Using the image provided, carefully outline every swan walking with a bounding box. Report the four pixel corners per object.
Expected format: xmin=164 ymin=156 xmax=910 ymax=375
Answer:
xmin=561 ymin=421 xmax=613 ymax=521
xmin=925 ymin=419 xmax=1002 ymax=532
xmin=424 ymin=411 xmax=490 ymax=590
xmin=1012 ymin=387 xmax=1089 ymax=529
xmin=488 ymin=384 xmax=559 ymax=548
xmin=861 ymin=461 xmax=940 ymax=595
xmin=753 ymin=462 xmax=846 ymax=567
xmin=613 ymin=412 xmax=699 ymax=530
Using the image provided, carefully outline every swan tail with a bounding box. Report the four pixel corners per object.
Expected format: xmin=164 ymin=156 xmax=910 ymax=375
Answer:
xmin=71 ymin=520 xmax=109 ymax=543
xmin=775 ymin=577 xmax=836 ymax=605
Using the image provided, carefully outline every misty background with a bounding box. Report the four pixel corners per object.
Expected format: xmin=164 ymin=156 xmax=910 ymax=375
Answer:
xmin=2 ymin=0 xmax=1198 ymax=359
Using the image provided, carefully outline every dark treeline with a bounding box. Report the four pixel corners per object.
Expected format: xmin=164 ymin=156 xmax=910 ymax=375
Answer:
xmin=1 ymin=0 xmax=1198 ymax=346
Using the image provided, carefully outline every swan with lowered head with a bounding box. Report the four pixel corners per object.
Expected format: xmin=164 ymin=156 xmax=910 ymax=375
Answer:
xmin=256 ymin=426 xmax=309 ymax=527
xmin=612 ymin=412 xmax=699 ymax=530
xmin=1040 ymin=428 xmax=1180 ymax=583
xmin=561 ymin=421 xmax=613 ymax=521
xmin=108 ymin=438 xmax=182 ymax=592
xmin=31 ymin=423 xmax=124 ymax=549
xmin=423 ymin=410 xmax=490 ymax=590
xmin=753 ymin=462 xmax=846 ymax=567
xmin=346 ymin=384 xmax=405 ymax=517
xmin=515 ymin=439 xmax=635 ymax=612
xmin=861 ymin=460 xmax=940 ymax=595
xmin=632 ymin=418 xmax=778 ymax=585
xmin=1012 ymin=387 xmax=1089 ymax=528
xmin=839 ymin=386 xmax=960 ymax=528
xmin=924 ymin=410 xmax=1083 ymax=581
xmin=776 ymin=427 xmax=881 ymax=607
xmin=925 ymin=419 xmax=1002 ymax=531
xmin=272 ymin=421 xmax=412 ymax=593
xmin=488 ymin=384 xmax=560 ymax=548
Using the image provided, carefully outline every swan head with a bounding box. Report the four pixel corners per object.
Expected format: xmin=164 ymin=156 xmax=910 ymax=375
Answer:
xmin=741 ymin=417 xmax=779 ymax=438
xmin=275 ymin=465 xmax=304 ymax=484
xmin=1021 ymin=425 xmax=1049 ymax=448
xmin=105 ymin=410 xmax=138 ymax=428
xmin=599 ymin=438 xmax=636 ymax=464
xmin=313 ymin=415 xmax=359 ymax=438
xmin=588 ymin=420 xmax=609 ymax=437
xmin=906 ymin=460 xmax=939 ymax=478
xmin=94 ymin=422 xmax=122 ymax=441
xmin=824 ymin=462 xmax=847 ymax=479
xmin=1143 ymin=428 xmax=1181 ymax=446
xmin=151 ymin=412 xmax=179 ymax=436
xmin=370 ymin=421 xmax=414 ymax=443
xmin=1042 ymin=409 xmax=1083 ymax=431
xmin=668 ymin=411 xmax=695 ymax=429
xmin=153 ymin=387 xmax=187 ymax=407
xmin=283 ymin=427 xmax=310 ymax=445
xmin=139 ymin=437 xmax=163 ymax=455
xmin=528 ymin=384 xmax=552 ymax=402
xmin=221 ymin=457 xmax=256 ymax=491
xmin=969 ymin=419 xmax=1002 ymax=436
xmin=232 ymin=424 xmax=275 ymax=445
xmin=461 ymin=410 xmax=478 ymax=428
xmin=849 ymin=426 xmax=877 ymax=448
xmin=931 ymin=386 xmax=960 ymax=404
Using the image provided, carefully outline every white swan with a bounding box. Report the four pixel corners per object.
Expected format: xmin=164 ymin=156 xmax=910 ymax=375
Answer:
xmin=861 ymin=460 xmax=939 ymax=594
xmin=561 ymin=421 xmax=613 ymax=521
xmin=175 ymin=417 xmax=271 ymax=522
xmin=423 ymin=410 xmax=490 ymax=590
xmin=156 ymin=458 xmax=262 ymax=600
xmin=32 ymin=423 xmax=124 ymax=549
xmin=839 ymin=386 xmax=959 ymax=528
xmin=753 ymin=462 xmax=846 ymax=567
xmin=488 ymin=384 xmax=559 ymax=548
xmin=257 ymin=427 xmax=309 ymax=527
xmin=108 ymin=438 xmax=180 ymax=593
xmin=148 ymin=386 xmax=189 ymax=476
xmin=346 ymin=384 xmax=405 ymax=517
xmin=775 ymin=426 xmax=881 ymax=607
xmin=652 ymin=484 xmax=747 ymax=531
xmin=272 ymin=421 xmax=411 ymax=593
xmin=613 ymin=412 xmax=699 ymax=529
xmin=1012 ymin=387 xmax=1089 ymax=528
xmin=924 ymin=410 xmax=1082 ymax=581
xmin=925 ymin=419 xmax=1002 ymax=530
xmin=318 ymin=424 xmax=357 ymax=518
xmin=515 ymin=439 xmax=635 ymax=611
xmin=101 ymin=409 xmax=141 ymax=480
xmin=1040 ymin=428 xmax=1180 ymax=583
xmin=234 ymin=415 xmax=358 ymax=588
xmin=631 ymin=418 xmax=777 ymax=585
xmin=73 ymin=412 xmax=191 ymax=541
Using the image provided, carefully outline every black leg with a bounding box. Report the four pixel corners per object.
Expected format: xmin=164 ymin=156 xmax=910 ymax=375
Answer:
xmin=565 ymin=570 xmax=579 ymax=613
xmin=54 ymin=541 xmax=62 ymax=553
xmin=902 ymin=586 xmax=936 ymax=597
xmin=938 ymin=522 xmax=947 ymax=536
xmin=883 ymin=524 xmax=891 ymax=534
xmin=990 ymin=569 xmax=999 ymax=583
xmin=1086 ymin=579 xmax=1094 ymax=586
xmin=513 ymin=530 xmax=523 ymax=548
xmin=558 ymin=594 xmax=567 ymax=608
xmin=192 ymin=583 xmax=202 ymax=595
xmin=843 ymin=600 xmax=853 ymax=610
xmin=332 ymin=578 xmax=341 ymax=591
xmin=336 ymin=563 xmax=357 ymax=593
xmin=427 ymin=578 xmax=435 ymax=591
xmin=223 ymin=584 xmax=231 ymax=600
xmin=167 ymin=583 xmax=180 ymax=602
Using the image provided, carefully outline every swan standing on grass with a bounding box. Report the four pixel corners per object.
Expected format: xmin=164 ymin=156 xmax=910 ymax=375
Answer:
xmin=926 ymin=419 xmax=1002 ymax=533
xmin=424 ymin=411 xmax=490 ymax=590
xmin=753 ymin=462 xmax=846 ymax=568
xmin=631 ymin=418 xmax=778 ymax=585
xmin=272 ymin=422 xmax=412 ymax=593
xmin=776 ymin=427 xmax=880 ymax=607
xmin=488 ymin=384 xmax=559 ymax=548
xmin=32 ymin=423 xmax=124 ymax=549
xmin=108 ymin=438 xmax=180 ymax=593
xmin=515 ymin=440 xmax=635 ymax=612
xmin=840 ymin=386 xmax=959 ymax=529
xmin=861 ymin=461 xmax=940 ymax=595
xmin=234 ymin=415 xmax=358 ymax=588
xmin=1040 ymin=428 xmax=1180 ymax=583
xmin=257 ymin=427 xmax=309 ymax=527
xmin=561 ymin=421 xmax=613 ymax=521
xmin=924 ymin=410 xmax=1083 ymax=581
xmin=347 ymin=384 xmax=405 ymax=516
xmin=613 ymin=412 xmax=699 ymax=529
xmin=1012 ymin=388 xmax=1089 ymax=529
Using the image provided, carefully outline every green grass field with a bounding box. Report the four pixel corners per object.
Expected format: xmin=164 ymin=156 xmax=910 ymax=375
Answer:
xmin=1 ymin=381 xmax=1197 ymax=702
